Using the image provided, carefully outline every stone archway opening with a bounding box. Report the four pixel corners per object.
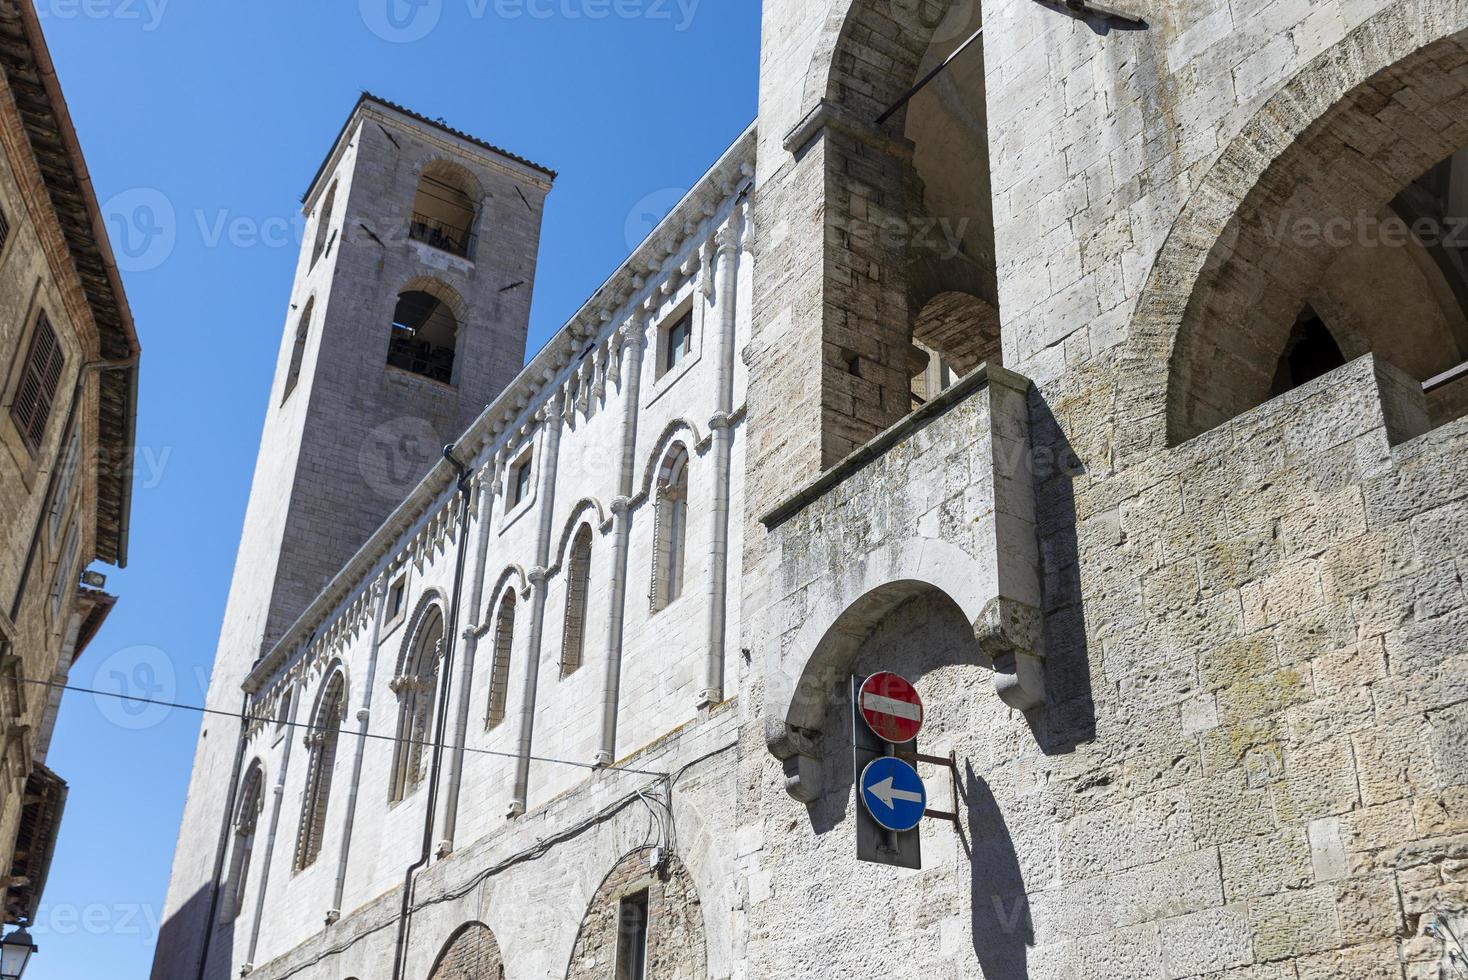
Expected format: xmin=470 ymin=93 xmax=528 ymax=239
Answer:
xmin=1167 ymin=30 xmax=1468 ymax=443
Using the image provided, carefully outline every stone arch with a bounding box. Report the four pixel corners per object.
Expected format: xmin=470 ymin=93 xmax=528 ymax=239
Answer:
xmin=427 ymin=921 xmax=505 ymax=980
xmin=398 ymin=275 xmax=470 ymax=323
xmin=563 ymin=847 xmax=708 ymax=980
xmin=765 ymin=537 xmax=1038 ymax=803
xmin=478 ymin=566 xmax=529 ymax=634
xmin=417 ymin=157 xmax=485 ymax=205
xmin=395 ymin=588 xmax=447 ymax=677
xmin=636 ymin=418 xmax=702 ymax=502
xmin=550 ymin=497 xmax=607 ymax=575
xmin=1119 ymin=3 xmax=1468 ymax=450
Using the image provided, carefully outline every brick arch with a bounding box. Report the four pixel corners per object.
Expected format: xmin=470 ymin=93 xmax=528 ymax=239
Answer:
xmin=427 ymin=921 xmax=505 ymax=980
xmin=563 ymin=847 xmax=707 ymax=980
xmin=1119 ymin=1 xmax=1468 ymax=449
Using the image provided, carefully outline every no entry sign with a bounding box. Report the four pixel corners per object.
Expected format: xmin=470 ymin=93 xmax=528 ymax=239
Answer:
xmin=858 ymin=672 xmax=925 ymax=744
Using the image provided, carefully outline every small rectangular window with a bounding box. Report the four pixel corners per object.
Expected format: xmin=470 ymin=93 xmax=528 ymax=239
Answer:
xmin=10 ymin=313 xmax=65 ymax=454
xmin=661 ymin=311 xmax=693 ymax=376
xmin=510 ymin=453 xmax=533 ymax=508
xmin=0 ymin=205 xmax=11 ymax=253
xmin=387 ymin=578 xmax=406 ymax=621
xmin=615 ymin=891 xmax=649 ymax=980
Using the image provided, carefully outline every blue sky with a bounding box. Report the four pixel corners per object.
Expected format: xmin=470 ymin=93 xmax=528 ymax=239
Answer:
xmin=30 ymin=3 xmax=759 ymax=977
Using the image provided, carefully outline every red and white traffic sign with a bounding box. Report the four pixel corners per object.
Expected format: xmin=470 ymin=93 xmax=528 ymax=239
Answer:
xmin=858 ymin=672 xmax=925 ymax=744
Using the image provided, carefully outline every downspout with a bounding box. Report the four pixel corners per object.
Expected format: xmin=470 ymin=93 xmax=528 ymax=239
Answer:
xmin=194 ymin=695 xmax=250 ymax=980
xmin=510 ymin=389 xmax=565 ymax=815
xmin=436 ymin=467 xmax=496 ymax=854
xmin=391 ymin=446 xmax=474 ymax=980
xmin=700 ymin=208 xmax=745 ymax=708
xmin=326 ymin=574 xmax=392 ymax=923
xmin=595 ymin=317 xmax=647 ymax=766
xmin=242 ymin=683 xmax=301 ymax=974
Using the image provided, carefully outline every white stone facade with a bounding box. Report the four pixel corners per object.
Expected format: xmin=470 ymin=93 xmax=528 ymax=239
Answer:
xmin=159 ymin=1 xmax=1468 ymax=977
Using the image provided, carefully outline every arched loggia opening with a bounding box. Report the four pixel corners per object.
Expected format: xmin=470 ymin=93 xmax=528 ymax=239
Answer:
xmin=387 ymin=287 xmax=460 ymax=385
xmin=1165 ymin=29 xmax=1468 ymax=443
xmin=778 ymin=1 xmax=1002 ymax=466
xmin=409 ymin=161 xmax=480 ymax=260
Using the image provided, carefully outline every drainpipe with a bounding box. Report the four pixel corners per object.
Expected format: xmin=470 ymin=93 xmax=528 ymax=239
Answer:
xmin=242 ymin=683 xmax=301 ymax=974
xmin=595 ymin=316 xmax=648 ymax=766
xmin=326 ymin=574 xmax=391 ymax=924
xmin=391 ymin=446 xmax=474 ymax=980
xmin=510 ymin=388 xmax=565 ymax=816
xmin=700 ymin=210 xmax=744 ymax=708
xmin=194 ymin=695 xmax=249 ymax=980
xmin=436 ymin=468 xmax=496 ymax=854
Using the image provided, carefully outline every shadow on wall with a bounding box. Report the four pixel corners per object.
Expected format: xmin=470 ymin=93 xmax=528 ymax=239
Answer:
xmin=962 ymin=764 xmax=1032 ymax=979
xmin=1027 ymin=393 xmax=1096 ymax=755
xmin=149 ymin=885 xmax=234 ymax=980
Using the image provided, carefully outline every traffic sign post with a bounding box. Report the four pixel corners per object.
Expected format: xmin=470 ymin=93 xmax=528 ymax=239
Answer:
xmin=852 ymin=675 xmax=923 ymax=869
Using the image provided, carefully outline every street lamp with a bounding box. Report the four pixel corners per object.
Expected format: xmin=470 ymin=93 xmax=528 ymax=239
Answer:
xmin=0 ymin=927 xmax=36 ymax=979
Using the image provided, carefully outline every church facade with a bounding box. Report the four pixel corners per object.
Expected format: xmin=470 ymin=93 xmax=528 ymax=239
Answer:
xmin=158 ymin=0 xmax=1468 ymax=977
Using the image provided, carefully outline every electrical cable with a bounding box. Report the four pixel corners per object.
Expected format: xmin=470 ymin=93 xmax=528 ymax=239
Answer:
xmin=15 ymin=675 xmax=670 ymax=778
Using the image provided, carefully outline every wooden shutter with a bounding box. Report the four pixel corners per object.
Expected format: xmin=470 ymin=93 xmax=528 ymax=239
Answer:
xmin=11 ymin=314 xmax=65 ymax=453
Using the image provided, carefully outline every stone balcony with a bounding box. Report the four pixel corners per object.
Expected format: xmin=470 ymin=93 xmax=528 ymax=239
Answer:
xmin=757 ymin=364 xmax=1046 ymax=803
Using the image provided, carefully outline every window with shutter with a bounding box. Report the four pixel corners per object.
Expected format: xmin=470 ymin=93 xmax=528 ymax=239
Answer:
xmin=487 ymin=590 xmax=516 ymax=728
xmin=10 ymin=314 xmax=64 ymax=454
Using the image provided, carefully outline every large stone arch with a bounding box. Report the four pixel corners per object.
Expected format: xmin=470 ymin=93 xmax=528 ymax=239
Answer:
xmin=1120 ymin=0 xmax=1468 ymax=452
xmin=563 ymin=847 xmax=708 ymax=980
xmin=428 ymin=921 xmax=505 ymax=980
xmin=765 ymin=537 xmax=1040 ymax=803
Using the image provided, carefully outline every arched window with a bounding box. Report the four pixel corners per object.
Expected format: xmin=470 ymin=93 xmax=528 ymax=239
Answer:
xmin=390 ymin=606 xmax=445 ymax=803
xmin=561 ymin=526 xmax=593 ymax=676
xmin=282 ymin=299 xmax=313 ymax=404
xmin=310 ymin=182 xmax=337 ymax=268
xmin=294 ymin=670 xmax=345 ymax=871
xmin=221 ymin=761 xmax=264 ymax=922
xmin=487 ymin=590 xmax=516 ymax=729
xmin=651 ymin=446 xmax=689 ymax=612
xmin=408 ymin=167 xmax=478 ymax=259
xmin=387 ymin=290 xmax=459 ymax=384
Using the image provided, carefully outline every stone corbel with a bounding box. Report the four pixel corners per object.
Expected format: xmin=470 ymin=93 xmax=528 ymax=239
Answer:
xmin=975 ymin=596 xmax=1046 ymax=710
xmin=764 ymin=718 xmax=824 ymax=804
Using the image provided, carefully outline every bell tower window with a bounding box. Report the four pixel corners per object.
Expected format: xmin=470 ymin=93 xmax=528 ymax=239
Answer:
xmin=387 ymin=289 xmax=459 ymax=384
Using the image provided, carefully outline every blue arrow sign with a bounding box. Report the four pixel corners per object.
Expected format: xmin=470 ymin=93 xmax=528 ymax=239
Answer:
xmin=860 ymin=757 xmax=928 ymax=833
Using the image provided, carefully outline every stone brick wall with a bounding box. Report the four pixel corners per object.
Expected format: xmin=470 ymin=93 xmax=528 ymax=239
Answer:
xmin=429 ymin=923 xmax=505 ymax=980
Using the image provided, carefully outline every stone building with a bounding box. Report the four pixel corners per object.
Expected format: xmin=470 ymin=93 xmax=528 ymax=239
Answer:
xmin=0 ymin=0 xmax=141 ymax=942
xmin=159 ymin=0 xmax=1468 ymax=977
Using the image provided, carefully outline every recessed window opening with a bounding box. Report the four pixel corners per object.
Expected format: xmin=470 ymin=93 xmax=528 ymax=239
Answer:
xmin=614 ymin=890 xmax=649 ymax=980
xmin=661 ymin=310 xmax=693 ymax=376
xmin=387 ymin=290 xmax=458 ymax=384
xmin=509 ymin=452 xmax=533 ymax=508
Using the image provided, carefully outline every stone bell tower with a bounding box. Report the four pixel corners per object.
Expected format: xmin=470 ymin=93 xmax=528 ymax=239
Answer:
xmin=153 ymin=94 xmax=554 ymax=980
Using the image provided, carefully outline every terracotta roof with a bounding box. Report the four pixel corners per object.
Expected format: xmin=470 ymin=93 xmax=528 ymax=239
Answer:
xmin=0 ymin=0 xmax=141 ymax=568
xmin=303 ymin=91 xmax=557 ymax=204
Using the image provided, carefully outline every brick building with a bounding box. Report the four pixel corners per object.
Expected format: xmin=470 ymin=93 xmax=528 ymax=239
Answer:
xmin=159 ymin=0 xmax=1468 ymax=977
xmin=0 ymin=0 xmax=140 ymax=947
